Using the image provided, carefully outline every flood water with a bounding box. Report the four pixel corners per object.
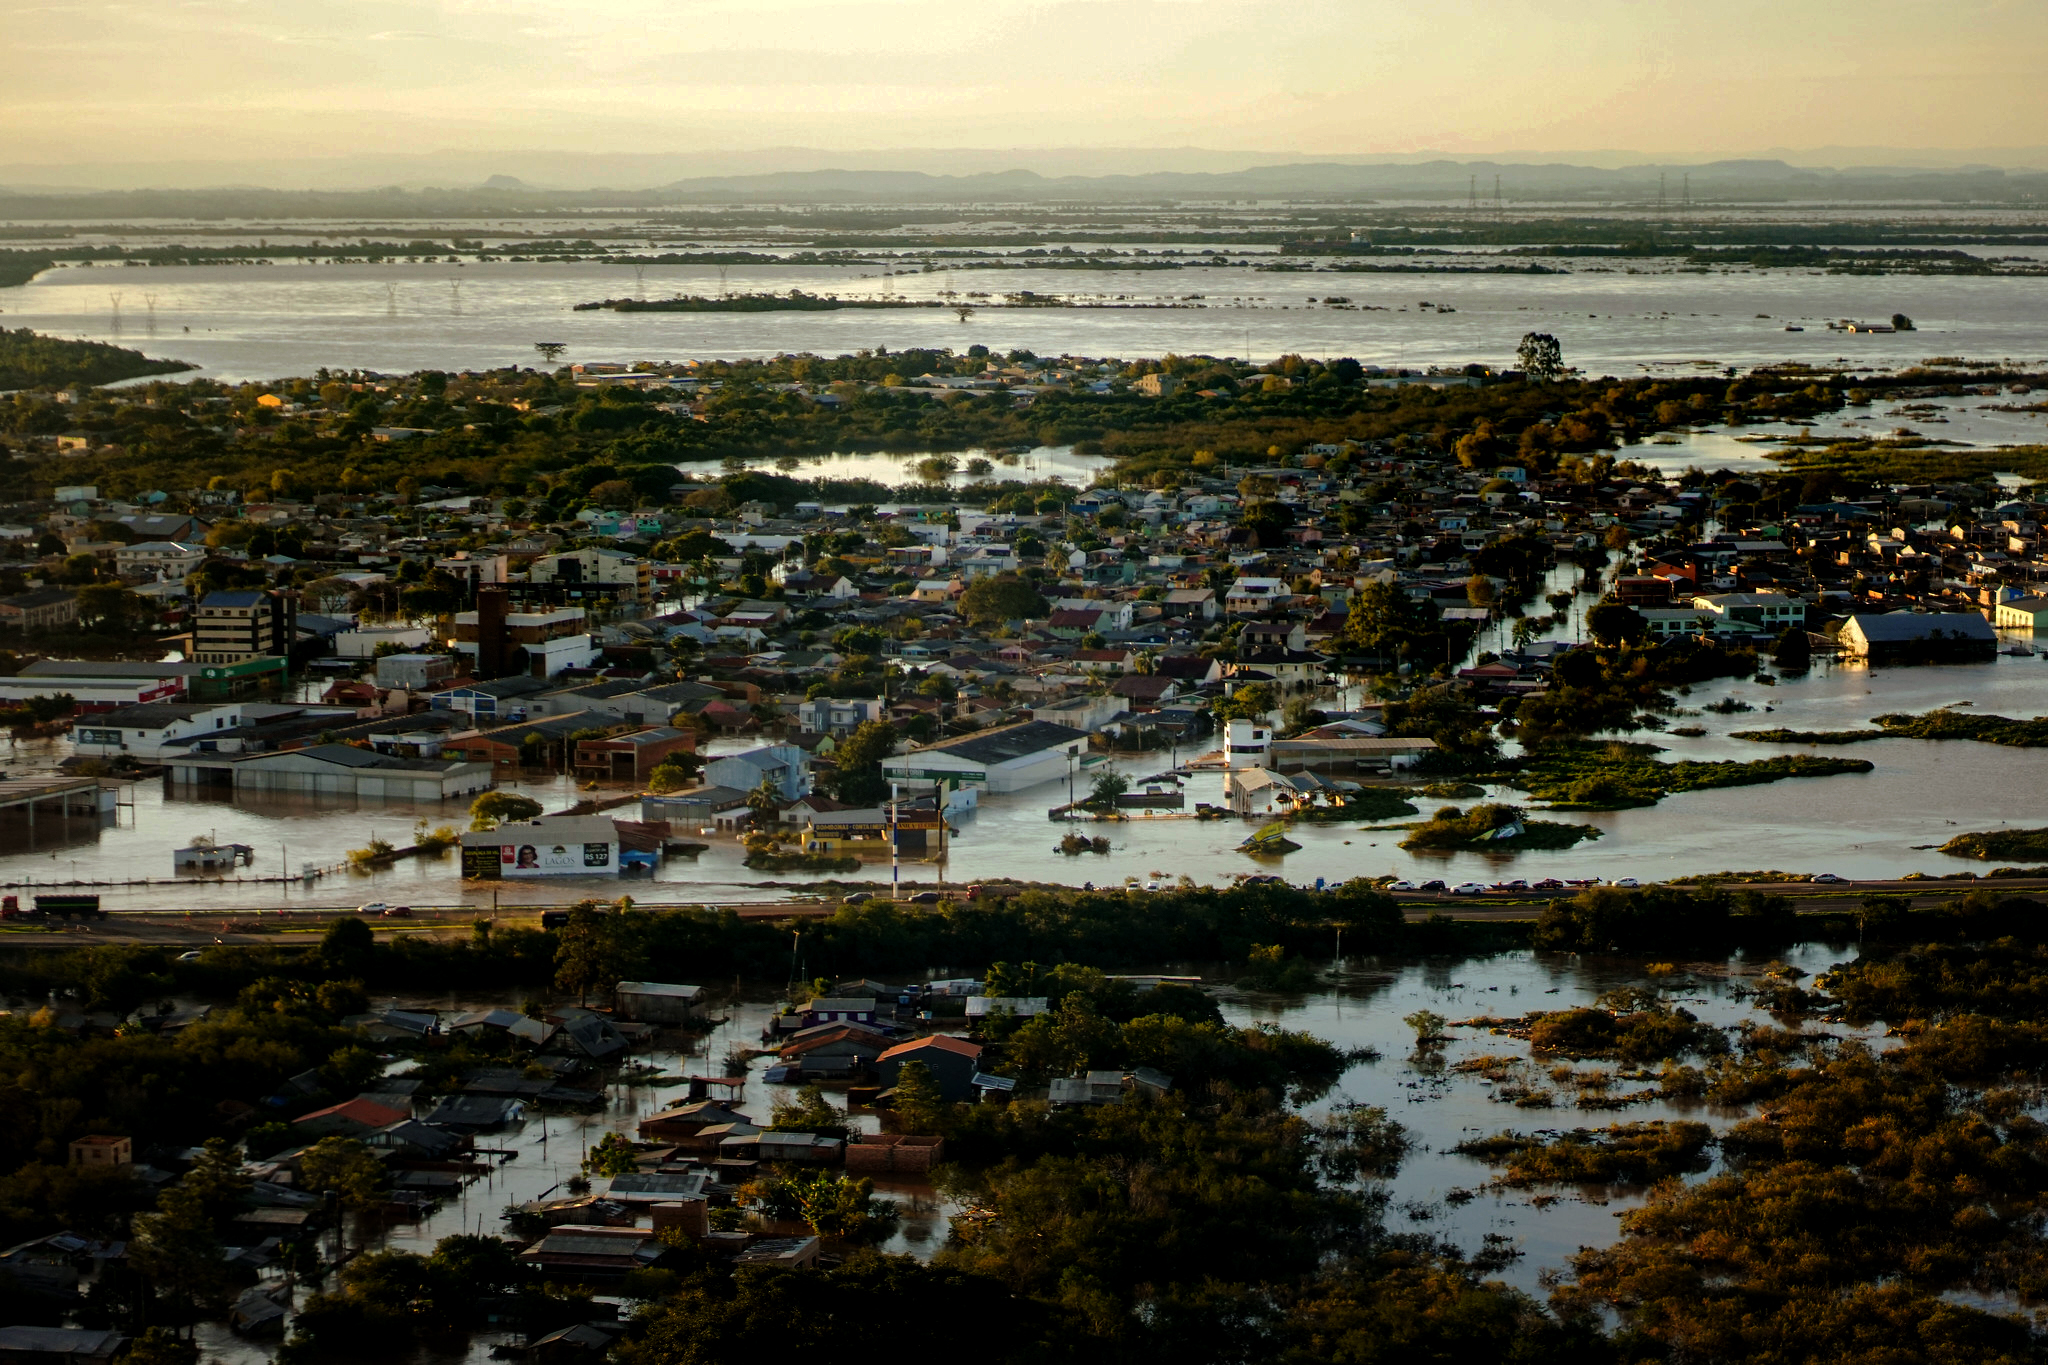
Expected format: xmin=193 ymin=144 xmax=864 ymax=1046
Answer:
xmin=2 ymin=633 xmax=2044 ymax=911
xmin=185 ymin=938 xmax=1866 ymax=1362
xmin=10 ymin=252 xmax=2048 ymax=382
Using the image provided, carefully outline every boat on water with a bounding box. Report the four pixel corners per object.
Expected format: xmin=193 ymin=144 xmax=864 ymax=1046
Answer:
xmin=1784 ymin=325 xmax=1804 ymax=332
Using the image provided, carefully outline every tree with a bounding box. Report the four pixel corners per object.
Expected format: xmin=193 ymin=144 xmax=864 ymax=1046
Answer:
xmin=299 ymin=1137 xmax=386 ymax=1257
xmin=1773 ymin=625 xmax=1811 ymax=672
xmin=131 ymin=1186 xmax=228 ymax=1328
xmin=468 ymin=790 xmax=542 ymax=831
xmin=1517 ymin=332 xmax=1564 ymax=382
xmin=554 ymin=902 xmax=622 ymax=1005
xmin=746 ymin=775 xmax=783 ymax=824
xmin=75 ymin=583 xmax=146 ymax=631
xmin=1341 ymin=579 xmax=1442 ymax=662
xmin=534 ymin=342 xmax=567 ymax=363
xmin=1085 ymin=771 xmax=1130 ymax=810
xmin=892 ymin=1060 xmax=946 ymax=1134
xmin=959 ymin=574 xmax=1046 ymax=626
xmin=1213 ymin=682 xmax=1276 ymax=723
xmin=1585 ymin=601 xmax=1649 ymax=647
xmin=770 ymin=1085 xmax=850 ymax=1140
xmin=647 ymin=753 xmax=704 ymax=793
xmin=831 ymin=719 xmax=897 ymax=806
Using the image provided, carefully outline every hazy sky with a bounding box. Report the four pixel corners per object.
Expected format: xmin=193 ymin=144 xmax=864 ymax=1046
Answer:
xmin=9 ymin=0 xmax=2047 ymax=173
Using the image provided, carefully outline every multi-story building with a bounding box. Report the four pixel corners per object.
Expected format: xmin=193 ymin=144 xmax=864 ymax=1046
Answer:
xmin=449 ymin=602 xmax=595 ymax=679
xmin=195 ymin=591 xmax=292 ymax=665
xmin=527 ymin=548 xmax=651 ymax=613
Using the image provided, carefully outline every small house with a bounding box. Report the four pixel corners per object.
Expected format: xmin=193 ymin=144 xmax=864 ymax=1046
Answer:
xmin=876 ymin=1035 xmax=985 ymax=1103
xmin=612 ymin=981 xmax=704 ymax=1025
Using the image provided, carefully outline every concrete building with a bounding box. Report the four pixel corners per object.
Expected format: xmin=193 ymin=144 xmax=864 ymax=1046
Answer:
xmin=451 ymin=604 xmax=595 ymax=679
xmin=70 ymin=700 xmax=326 ymax=761
xmin=1838 ymin=611 xmax=1997 ymax=662
xmin=704 ymin=744 xmax=812 ymax=801
xmin=114 ymin=541 xmax=205 ymax=580
xmin=195 ymin=590 xmax=292 ymax=665
xmin=1689 ymin=592 xmax=1806 ymax=637
xmin=797 ymin=696 xmax=885 ymax=737
xmin=166 ymin=744 xmax=494 ymax=800
xmin=0 ymin=587 xmax=78 ymax=631
xmin=374 ymin=653 xmax=455 ymax=689
xmin=1994 ymin=596 xmax=2048 ymax=631
xmin=529 ymin=547 xmax=651 ymax=611
xmin=0 ymin=659 xmax=200 ymax=711
xmin=573 ymin=726 xmax=695 ymax=783
xmin=880 ymin=720 xmax=1088 ymax=795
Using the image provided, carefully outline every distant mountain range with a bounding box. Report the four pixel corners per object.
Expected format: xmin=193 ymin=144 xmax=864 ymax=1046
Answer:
xmin=2 ymin=157 xmax=2045 ymax=217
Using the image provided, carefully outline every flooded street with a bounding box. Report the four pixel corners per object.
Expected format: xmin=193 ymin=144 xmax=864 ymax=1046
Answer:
xmin=182 ymin=935 xmax=1867 ymax=1361
xmin=0 ymin=635 xmax=2043 ymax=911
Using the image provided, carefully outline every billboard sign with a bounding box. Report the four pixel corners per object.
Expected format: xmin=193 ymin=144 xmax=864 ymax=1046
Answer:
xmin=497 ymin=840 xmax=615 ymax=876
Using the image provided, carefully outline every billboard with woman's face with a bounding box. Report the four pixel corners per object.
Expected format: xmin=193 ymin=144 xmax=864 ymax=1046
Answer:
xmin=491 ymin=840 xmax=614 ymax=876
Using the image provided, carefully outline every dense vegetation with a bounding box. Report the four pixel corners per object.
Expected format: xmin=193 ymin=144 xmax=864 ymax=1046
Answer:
xmin=1735 ymin=708 xmax=2048 ymax=749
xmin=0 ymin=329 xmax=191 ymax=390
xmin=1503 ymin=741 xmax=1875 ymax=809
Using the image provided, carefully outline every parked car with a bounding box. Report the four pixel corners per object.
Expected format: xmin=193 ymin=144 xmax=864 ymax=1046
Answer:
xmin=1492 ymin=879 xmax=1529 ymax=892
xmin=1613 ymin=877 xmax=1641 ymax=888
xmin=1387 ymin=880 xmax=1417 ymax=892
xmin=176 ymin=950 xmax=203 ymax=962
xmin=908 ymin=891 xmax=942 ymax=904
xmin=1531 ymin=878 xmax=1565 ymax=891
xmin=1144 ymin=881 xmax=1161 ymax=892
xmin=1452 ymin=882 xmax=1488 ymax=896
xmin=1419 ymin=880 xmax=1447 ymax=893
xmin=1811 ymin=872 xmax=1846 ymax=884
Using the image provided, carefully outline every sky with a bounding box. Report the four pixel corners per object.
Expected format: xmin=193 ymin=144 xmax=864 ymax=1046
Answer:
xmin=7 ymin=0 xmax=2048 ymax=183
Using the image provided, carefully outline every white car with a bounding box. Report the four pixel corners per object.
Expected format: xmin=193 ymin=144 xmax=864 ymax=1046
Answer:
xmin=356 ymin=902 xmax=392 ymax=915
xmin=1452 ymin=882 xmax=1488 ymax=896
xmin=1811 ymin=873 xmax=1846 ymax=884
xmin=1388 ymin=880 xmax=1417 ymax=892
xmin=1612 ymin=877 xmax=1641 ymax=889
xmin=1144 ymin=881 xmax=1161 ymax=892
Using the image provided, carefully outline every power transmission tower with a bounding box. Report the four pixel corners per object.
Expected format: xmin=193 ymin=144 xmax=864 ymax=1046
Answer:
xmin=448 ymin=280 xmax=462 ymax=315
xmin=633 ymin=265 xmax=646 ymax=299
xmin=108 ymin=291 xmax=123 ymax=334
xmin=1469 ymin=175 xmax=1477 ymax=211
xmin=142 ymin=293 xmax=158 ymax=337
xmin=385 ymin=283 xmax=398 ymax=317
